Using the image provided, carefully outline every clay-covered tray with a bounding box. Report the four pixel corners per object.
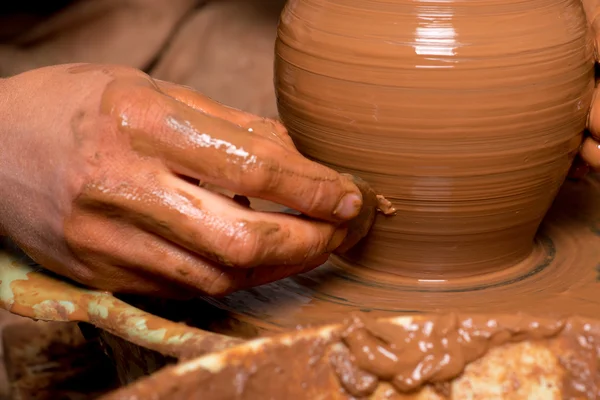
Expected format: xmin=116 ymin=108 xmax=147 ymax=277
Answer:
xmin=101 ymin=311 xmax=599 ymax=399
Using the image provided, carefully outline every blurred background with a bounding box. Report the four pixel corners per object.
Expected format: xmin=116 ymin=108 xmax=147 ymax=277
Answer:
xmin=0 ymin=0 xmax=285 ymax=397
xmin=0 ymin=0 xmax=285 ymax=116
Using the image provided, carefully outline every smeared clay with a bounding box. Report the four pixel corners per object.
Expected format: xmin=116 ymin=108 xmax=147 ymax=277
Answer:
xmin=336 ymin=173 xmax=396 ymax=254
xmin=199 ymin=171 xmax=393 ymax=256
xmin=336 ymin=313 xmax=567 ymax=395
xmin=328 ymin=313 xmax=600 ymax=398
xmin=101 ymin=313 xmax=600 ymax=399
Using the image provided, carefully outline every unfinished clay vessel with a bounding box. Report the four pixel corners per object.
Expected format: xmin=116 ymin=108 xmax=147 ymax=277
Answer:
xmin=275 ymin=0 xmax=595 ymax=278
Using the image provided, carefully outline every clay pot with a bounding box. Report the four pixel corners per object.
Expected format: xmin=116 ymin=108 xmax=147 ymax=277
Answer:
xmin=275 ymin=0 xmax=596 ymax=278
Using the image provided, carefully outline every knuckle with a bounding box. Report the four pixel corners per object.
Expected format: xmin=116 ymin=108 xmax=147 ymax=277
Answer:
xmin=242 ymin=144 xmax=282 ymax=194
xmin=219 ymin=224 xmax=266 ymax=268
xmin=64 ymin=217 xmax=98 ymax=254
xmin=306 ymin=219 xmax=338 ymax=254
xmin=303 ymin=178 xmax=329 ymax=214
xmin=245 ymin=170 xmax=278 ymax=195
xmin=109 ymin=88 xmax=169 ymax=140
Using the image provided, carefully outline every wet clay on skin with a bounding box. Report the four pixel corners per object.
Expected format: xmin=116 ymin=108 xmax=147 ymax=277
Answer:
xmin=58 ymin=65 xmax=368 ymax=296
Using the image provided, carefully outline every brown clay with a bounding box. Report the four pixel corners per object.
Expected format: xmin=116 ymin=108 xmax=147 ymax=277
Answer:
xmin=200 ymin=0 xmax=600 ymax=338
xmin=205 ymin=174 xmax=600 ymax=334
xmin=336 ymin=173 xmax=396 ymax=254
xmin=275 ymin=0 xmax=595 ymax=277
xmin=102 ymin=313 xmax=600 ymax=399
xmin=4 ymin=1 xmax=600 ymax=396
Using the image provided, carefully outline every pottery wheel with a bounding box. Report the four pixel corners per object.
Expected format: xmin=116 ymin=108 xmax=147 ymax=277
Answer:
xmin=198 ymin=174 xmax=600 ymax=336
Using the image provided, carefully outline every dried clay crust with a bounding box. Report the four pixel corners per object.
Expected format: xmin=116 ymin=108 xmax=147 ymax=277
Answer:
xmin=101 ymin=313 xmax=600 ymax=400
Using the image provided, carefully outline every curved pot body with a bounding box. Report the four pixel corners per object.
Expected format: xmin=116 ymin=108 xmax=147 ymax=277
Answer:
xmin=275 ymin=0 xmax=595 ymax=277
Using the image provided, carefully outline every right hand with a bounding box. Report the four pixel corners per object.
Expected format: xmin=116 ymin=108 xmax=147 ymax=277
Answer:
xmin=0 ymin=64 xmax=363 ymax=298
xmin=569 ymin=90 xmax=600 ymax=178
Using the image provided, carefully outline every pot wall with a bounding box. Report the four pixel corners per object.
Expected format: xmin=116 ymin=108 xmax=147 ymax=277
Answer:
xmin=275 ymin=0 xmax=595 ymax=277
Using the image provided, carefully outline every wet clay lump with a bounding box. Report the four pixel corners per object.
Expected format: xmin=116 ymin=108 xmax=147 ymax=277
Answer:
xmin=335 ymin=313 xmax=598 ymax=398
xmin=102 ymin=312 xmax=600 ymax=399
xmin=275 ymin=0 xmax=595 ymax=277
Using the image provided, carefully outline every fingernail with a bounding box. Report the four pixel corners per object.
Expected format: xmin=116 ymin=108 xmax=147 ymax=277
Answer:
xmin=333 ymin=192 xmax=362 ymax=219
xmin=326 ymin=228 xmax=348 ymax=252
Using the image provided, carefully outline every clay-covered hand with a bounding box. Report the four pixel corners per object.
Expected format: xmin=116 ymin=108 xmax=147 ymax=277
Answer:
xmin=579 ymin=92 xmax=600 ymax=174
xmin=0 ymin=64 xmax=363 ymax=297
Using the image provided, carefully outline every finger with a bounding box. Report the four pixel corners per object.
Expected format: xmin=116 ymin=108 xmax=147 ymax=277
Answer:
xmin=73 ymin=214 xmax=330 ymax=296
xmin=244 ymin=118 xmax=299 ymax=152
xmin=62 ymin=216 xmax=194 ymax=297
xmin=79 ymin=171 xmax=348 ymax=268
xmin=113 ymin=86 xmax=363 ymax=221
xmin=82 ymin=264 xmax=192 ymax=298
xmin=154 ymin=79 xmax=297 ymax=151
xmin=588 ymin=87 xmax=600 ymax=139
xmin=580 ymin=136 xmax=600 ymax=169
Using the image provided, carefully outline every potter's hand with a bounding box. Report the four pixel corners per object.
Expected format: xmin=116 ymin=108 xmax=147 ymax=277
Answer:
xmin=579 ymin=94 xmax=600 ymax=174
xmin=0 ymin=64 xmax=363 ymax=297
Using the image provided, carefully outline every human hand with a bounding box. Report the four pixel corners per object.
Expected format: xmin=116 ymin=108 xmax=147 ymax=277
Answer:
xmin=567 ymin=88 xmax=600 ymax=179
xmin=578 ymin=91 xmax=600 ymax=175
xmin=0 ymin=64 xmax=363 ymax=297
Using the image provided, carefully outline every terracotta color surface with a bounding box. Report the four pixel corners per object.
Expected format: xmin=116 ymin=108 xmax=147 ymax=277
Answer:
xmin=275 ymin=0 xmax=595 ymax=277
xmin=102 ymin=313 xmax=600 ymax=399
xmin=3 ymin=1 xmax=600 ymax=398
xmin=202 ymin=174 xmax=600 ymax=335
xmin=199 ymin=0 xmax=600 ymax=337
